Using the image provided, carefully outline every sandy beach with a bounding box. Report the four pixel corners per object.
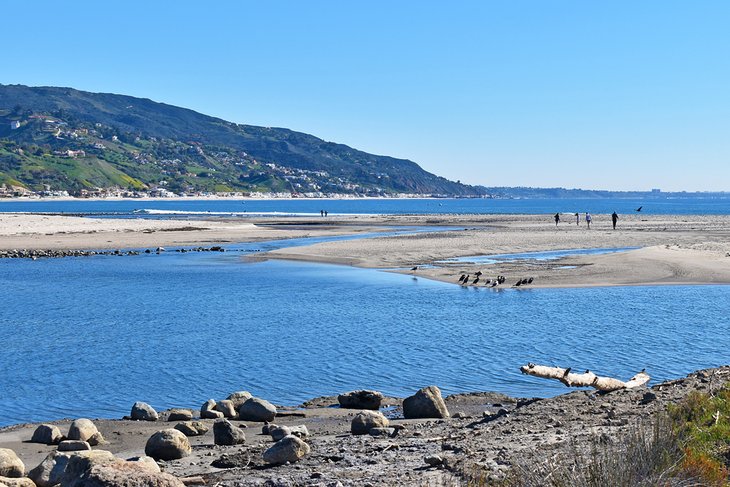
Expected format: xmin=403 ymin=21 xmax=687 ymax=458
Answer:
xmin=2 ymin=213 xmax=730 ymax=288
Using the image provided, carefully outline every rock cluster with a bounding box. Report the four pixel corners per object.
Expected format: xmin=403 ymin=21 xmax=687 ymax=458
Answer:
xmin=0 ymin=246 xmax=229 ymax=259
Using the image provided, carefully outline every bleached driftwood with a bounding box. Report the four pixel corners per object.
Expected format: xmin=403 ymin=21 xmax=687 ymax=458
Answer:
xmin=519 ymin=363 xmax=650 ymax=392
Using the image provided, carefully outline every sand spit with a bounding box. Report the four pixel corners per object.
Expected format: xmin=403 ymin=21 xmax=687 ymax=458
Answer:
xmin=3 ymin=213 xmax=730 ymax=287
xmin=1 ymin=367 xmax=729 ymax=485
xmin=264 ymin=214 xmax=730 ymax=288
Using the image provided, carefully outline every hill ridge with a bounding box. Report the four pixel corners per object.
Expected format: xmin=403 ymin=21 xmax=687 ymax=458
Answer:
xmin=0 ymin=83 xmax=483 ymax=197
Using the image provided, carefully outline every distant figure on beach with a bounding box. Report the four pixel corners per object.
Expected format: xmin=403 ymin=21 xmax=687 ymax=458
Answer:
xmin=320 ymin=210 xmax=324 ymax=217
xmin=575 ymin=212 xmax=579 ymax=225
xmin=585 ymin=212 xmax=592 ymax=229
xmin=554 ymin=213 xmax=560 ymax=226
xmin=612 ymin=211 xmax=618 ymax=229
xmin=324 ymin=210 xmax=328 ymax=217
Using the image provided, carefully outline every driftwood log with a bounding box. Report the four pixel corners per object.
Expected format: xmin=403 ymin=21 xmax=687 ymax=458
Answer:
xmin=520 ymin=363 xmax=650 ymax=392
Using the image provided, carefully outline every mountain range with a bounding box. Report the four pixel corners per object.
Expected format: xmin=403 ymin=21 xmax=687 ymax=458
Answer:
xmin=0 ymin=84 xmax=484 ymax=196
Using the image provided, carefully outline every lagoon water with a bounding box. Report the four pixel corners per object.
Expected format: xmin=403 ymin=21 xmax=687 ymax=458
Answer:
xmin=1 ymin=231 xmax=729 ymax=427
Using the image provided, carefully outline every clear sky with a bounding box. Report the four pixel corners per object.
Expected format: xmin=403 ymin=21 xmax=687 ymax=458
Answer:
xmin=4 ymin=1 xmax=729 ymax=191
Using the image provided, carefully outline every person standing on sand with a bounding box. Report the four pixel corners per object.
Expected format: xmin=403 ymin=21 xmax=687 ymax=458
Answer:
xmin=585 ymin=212 xmax=592 ymax=229
xmin=612 ymin=211 xmax=618 ymax=229
xmin=575 ymin=212 xmax=579 ymax=225
xmin=554 ymin=213 xmax=560 ymax=226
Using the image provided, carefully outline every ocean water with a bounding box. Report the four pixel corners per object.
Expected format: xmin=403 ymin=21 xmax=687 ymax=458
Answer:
xmin=1 ymin=196 xmax=730 ymax=216
xmin=1 ymin=237 xmax=729 ymax=427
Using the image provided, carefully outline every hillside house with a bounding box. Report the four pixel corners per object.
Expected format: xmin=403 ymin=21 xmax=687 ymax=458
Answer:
xmin=9 ymin=120 xmax=20 ymax=130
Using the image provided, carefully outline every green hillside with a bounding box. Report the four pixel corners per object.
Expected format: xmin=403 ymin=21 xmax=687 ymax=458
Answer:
xmin=0 ymin=84 xmax=484 ymax=196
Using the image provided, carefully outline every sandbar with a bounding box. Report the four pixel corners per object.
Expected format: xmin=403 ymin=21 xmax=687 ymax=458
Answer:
xmin=2 ymin=212 xmax=730 ymax=288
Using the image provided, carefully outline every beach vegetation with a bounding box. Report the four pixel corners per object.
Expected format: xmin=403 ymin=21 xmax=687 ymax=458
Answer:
xmin=460 ymin=386 xmax=730 ymax=486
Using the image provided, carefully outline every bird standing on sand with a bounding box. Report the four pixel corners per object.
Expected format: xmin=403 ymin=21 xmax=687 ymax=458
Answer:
xmin=472 ymin=276 xmax=480 ymax=285
xmin=458 ymin=274 xmax=467 ymax=283
xmin=462 ymin=275 xmax=470 ymax=285
xmin=410 ymin=266 xmax=418 ymax=272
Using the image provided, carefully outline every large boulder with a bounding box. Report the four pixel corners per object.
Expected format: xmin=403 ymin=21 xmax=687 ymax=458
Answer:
xmin=238 ymin=398 xmax=276 ymax=422
xmin=351 ymin=411 xmax=389 ymax=435
xmin=28 ymin=450 xmax=116 ymax=487
xmin=0 ymin=477 xmax=35 ymax=487
xmin=226 ymin=391 xmax=252 ymax=409
xmin=0 ymin=449 xmax=23 ymax=477
xmin=213 ymin=419 xmax=246 ymax=446
xmin=402 ymin=386 xmax=450 ymax=419
xmin=30 ymin=424 xmax=63 ymax=445
xmin=131 ymin=402 xmax=159 ymax=421
xmin=144 ymin=429 xmax=191 ymax=461
xmin=68 ymin=461 xmax=185 ymax=487
xmin=67 ymin=419 xmax=99 ymax=442
xmin=174 ymin=421 xmax=208 ymax=437
xmin=338 ymin=390 xmax=384 ymax=410
xmin=167 ymin=409 xmax=193 ymax=422
xmin=214 ymin=399 xmax=237 ymax=419
xmin=200 ymin=400 xmax=224 ymax=420
xmin=126 ymin=456 xmax=161 ymax=474
xmin=262 ymin=435 xmax=310 ymax=465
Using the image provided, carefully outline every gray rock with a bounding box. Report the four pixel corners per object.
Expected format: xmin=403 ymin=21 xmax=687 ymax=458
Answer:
xmin=369 ymin=427 xmax=395 ymax=438
xmin=0 ymin=449 xmax=23 ymax=478
xmin=144 ymin=429 xmax=191 ymax=461
xmin=238 ymin=397 xmax=277 ymax=422
xmin=131 ymin=401 xmax=159 ymax=421
xmin=226 ymin=391 xmax=253 ymax=408
xmin=0 ymin=476 xmax=36 ymax=487
xmin=28 ymin=450 xmax=116 ymax=487
xmin=174 ymin=421 xmax=209 ymax=437
xmin=200 ymin=399 xmax=224 ymax=419
xmin=262 ymin=423 xmax=277 ymax=435
xmin=57 ymin=440 xmax=92 ymax=452
xmin=402 ymin=386 xmax=450 ymax=419
xmin=87 ymin=432 xmax=106 ymax=446
xmin=425 ymin=455 xmax=443 ymax=467
xmin=337 ymin=390 xmax=384 ymax=410
xmin=67 ymin=419 xmax=100 ymax=442
xmin=30 ymin=424 xmax=63 ymax=445
xmin=262 ymin=435 xmax=310 ymax=465
xmin=214 ymin=399 xmax=238 ymax=418
xmin=270 ymin=426 xmax=291 ymax=442
xmin=289 ymin=425 xmax=309 ymax=438
xmin=351 ymin=411 xmax=389 ymax=435
xmin=68 ymin=461 xmax=184 ymax=487
xmin=126 ymin=456 xmax=161 ymax=473
xmin=167 ymin=409 xmax=193 ymax=421
xmin=213 ymin=419 xmax=246 ymax=446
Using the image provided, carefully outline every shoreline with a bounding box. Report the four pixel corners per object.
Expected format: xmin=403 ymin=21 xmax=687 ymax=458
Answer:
xmin=1 ymin=366 xmax=728 ymax=485
xmin=2 ymin=213 xmax=730 ymax=289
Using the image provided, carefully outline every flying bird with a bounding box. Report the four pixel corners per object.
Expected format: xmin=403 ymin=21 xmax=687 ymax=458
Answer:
xmin=636 ymin=206 xmax=643 ymax=212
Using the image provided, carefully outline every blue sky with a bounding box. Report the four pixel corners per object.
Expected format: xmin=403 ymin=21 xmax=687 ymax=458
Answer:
xmin=4 ymin=1 xmax=729 ymax=191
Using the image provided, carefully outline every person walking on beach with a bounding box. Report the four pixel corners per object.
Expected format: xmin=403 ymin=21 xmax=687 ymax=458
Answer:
xmin=612 ymin=211 xmax=618 ymax=230
xmin=585 ymin=212 xmax=592 ymax=229
xmin=554 ymin=213 xmax=560 ymax=226
xmin=575 ymin=212 xmax=579 ymax=225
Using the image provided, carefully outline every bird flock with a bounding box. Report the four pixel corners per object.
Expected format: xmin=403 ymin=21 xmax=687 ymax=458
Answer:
xmin=457 ymin=272 xmax=533 ymax=288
